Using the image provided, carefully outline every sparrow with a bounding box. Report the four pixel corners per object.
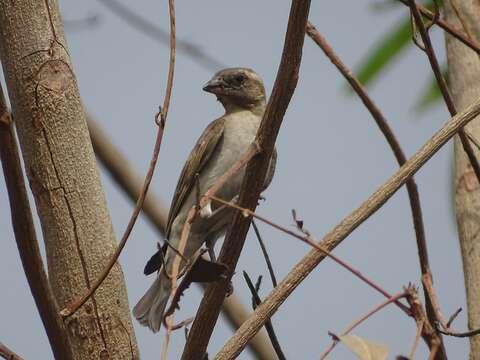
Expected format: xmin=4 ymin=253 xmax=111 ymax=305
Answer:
xmin=132 ymin=68 xmax=276 ymax=332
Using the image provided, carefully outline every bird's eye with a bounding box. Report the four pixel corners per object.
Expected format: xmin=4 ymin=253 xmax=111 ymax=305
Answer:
xmin=232 ymin=75 xmax=246 ymax=85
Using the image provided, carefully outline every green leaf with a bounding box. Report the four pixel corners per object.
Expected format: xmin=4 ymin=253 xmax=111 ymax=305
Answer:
xmin=354 ymin=17 xmax=412 ymax=87
xmin=353 ymin=1 xmax=435 ymax=88
xmin=415 ymin=66 xmax=448 ymax=112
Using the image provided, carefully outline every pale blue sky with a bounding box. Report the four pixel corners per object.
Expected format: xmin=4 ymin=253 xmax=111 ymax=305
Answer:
xmin=0 ymin=1 xmax=470 ymax=359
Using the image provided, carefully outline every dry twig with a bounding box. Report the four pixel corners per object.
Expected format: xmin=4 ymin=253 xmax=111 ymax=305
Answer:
xmin=252 ymin=220 xmax=278 ymax=287
xmin=243 ymin=272 xmax=286 ymax=360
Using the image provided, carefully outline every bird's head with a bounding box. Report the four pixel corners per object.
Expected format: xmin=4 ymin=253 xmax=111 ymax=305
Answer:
xmin=203 ymin=68 xmax=266 ymax=114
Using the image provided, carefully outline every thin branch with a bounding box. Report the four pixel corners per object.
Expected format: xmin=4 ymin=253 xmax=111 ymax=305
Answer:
xmin=0 ymin=342 xmax=24 ymax=360
xmin=252 ymin=220 xmax=278 ymax=287
xmin=446 ymin=308 xmax=462 ymax=328
xmin=86 ymin=116 xmax=278 ymax=360
xmin=61 ymin=0 xmax=177 ymax=319
xmin=409 ymin=0 xmax=480 ymax=184
xmin=0 ymin=84 xmax=74 ymax=360
xmin=211 ymin=195 xmax=411 ymax=315
xmin=161 ymin=205 xmax=194 ymax=360
xmin=397 ymin=0 xmax=480 ymax=55
xmin=97 ymin=0 xmax=224 ymax=71
xmin=214 ymin=98 xmax=480 ymax=360
xmin=408 ymin=318 xmax=424 ymax=360
xmin=319 ymin=292 xmax=407 ymax=360
xmin=405 ymin=287 xmax=443 ymax=353
xmin=181 ymin=1 xmax=312 ymax=359
xmin=243 ymin=271 xmax=286 ymax=360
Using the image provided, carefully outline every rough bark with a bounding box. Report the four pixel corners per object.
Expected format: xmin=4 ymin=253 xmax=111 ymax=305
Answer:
xmin=0 ymin=1 xmax=139 ymax=359
xmin=444 ymin=1 xmax=480 ymax=358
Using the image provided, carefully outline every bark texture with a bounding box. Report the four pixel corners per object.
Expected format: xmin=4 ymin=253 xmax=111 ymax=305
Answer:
xmin=0 ymin=1 xmax=139 ymax=359
xmin=444 ymin=1 xmax=480 ymax=358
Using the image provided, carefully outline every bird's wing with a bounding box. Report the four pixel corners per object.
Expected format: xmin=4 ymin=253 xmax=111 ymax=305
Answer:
xmin=143 ymin=117 xmax=225 ymax=276
xmin=165 ymin=116 xmax=226 ymax=238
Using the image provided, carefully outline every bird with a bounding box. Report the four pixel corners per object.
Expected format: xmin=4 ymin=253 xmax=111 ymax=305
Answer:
xmin=132 ymin=67 xmax=276 ymax=332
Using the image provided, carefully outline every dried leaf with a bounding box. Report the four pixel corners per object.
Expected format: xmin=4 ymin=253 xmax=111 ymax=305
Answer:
xmin=338 ymin=335 xmax=389 ymax=360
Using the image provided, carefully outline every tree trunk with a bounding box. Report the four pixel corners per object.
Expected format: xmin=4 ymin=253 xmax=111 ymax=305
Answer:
xmin=0 ymin=1 xmax=139 ymax=359
xmin=444 ymin=1 xmax=480 ymax=358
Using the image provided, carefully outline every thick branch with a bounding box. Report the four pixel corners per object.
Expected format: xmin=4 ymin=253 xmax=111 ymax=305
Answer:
xmin=180 ymin=1 xmax=311 ymax=358
xmin=0 ymin=84 xmax=73 ymax=360
xmin=214 ymin=99 xmax=480 ymax=360
xmin=0 ymin=1 xmax=138 ymax=357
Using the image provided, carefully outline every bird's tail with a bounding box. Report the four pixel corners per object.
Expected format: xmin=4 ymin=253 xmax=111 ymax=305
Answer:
xmin=132 ymin=271 xmax=171 ymax=332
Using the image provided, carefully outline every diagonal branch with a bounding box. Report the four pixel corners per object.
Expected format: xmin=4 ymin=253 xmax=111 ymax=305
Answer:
xmin=0 ymin=342 xmax=24 ymax=360
xmin=180 ymin=1 xmax=312 ymax=358
xmin=214 ymin=98 xmax=480 ymax=360
xmin=305 ymin=21 xmax=446 ymax=358
xmin=0 ymin=84 xmax=74 ymax=360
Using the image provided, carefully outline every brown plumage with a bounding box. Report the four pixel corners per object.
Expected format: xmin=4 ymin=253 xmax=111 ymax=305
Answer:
xmin=133 ymin=68 xmax=276 ymax=332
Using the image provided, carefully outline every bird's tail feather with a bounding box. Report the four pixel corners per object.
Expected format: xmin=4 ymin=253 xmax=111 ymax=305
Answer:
xmin=132 ymin=271 xmax=171 ymax=332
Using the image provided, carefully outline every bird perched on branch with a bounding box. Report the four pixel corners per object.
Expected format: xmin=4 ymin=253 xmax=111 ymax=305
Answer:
xmin=132 ymin=68 xmax=276 ymax=332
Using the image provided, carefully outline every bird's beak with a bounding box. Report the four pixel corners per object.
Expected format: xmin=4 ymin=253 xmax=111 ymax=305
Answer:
xmin=202 ymin=77 xmax=228 ymax=94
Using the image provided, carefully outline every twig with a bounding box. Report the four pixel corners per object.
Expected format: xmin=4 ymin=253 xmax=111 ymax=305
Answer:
xmin=252 ymin=220 xmax=278 ymax=287
xmin=213 ymin=98 xmax=480 ymax=360
xmin=319 ymin=292 xmax=407 ymax=360
xmin=97 ymin=0 xmax=224 ymax=71
xmin=0 ymin=342 xmax=24 ymax=360
xmin=408 ymin=0 xmax=480 ymax=178
xmin=211 ymin=195 xmax=411 ymax=315
xmin=243 ymin=272 xmax=286 ymax=360
xmin=86 ymin=116 xmax=278 ymax=359
xmin=0 ymin=84 xmax=74 ymax=359
xmin=408 ymin=318 xmax=425 ymax=360
xmin=60 ymin=0 xmax=177 ymax=319
xmin=446 ymin=308 xmax=462 ymax=328
xmin=405 ymin=287 xmax=443 ymax=354
xmin=161 ymin=205 xmax=195 ymax=360
xmin=396 ymin=0 xmax=480 ymax=55
xmin=181 ymin=1 xmax=312 ymax=359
